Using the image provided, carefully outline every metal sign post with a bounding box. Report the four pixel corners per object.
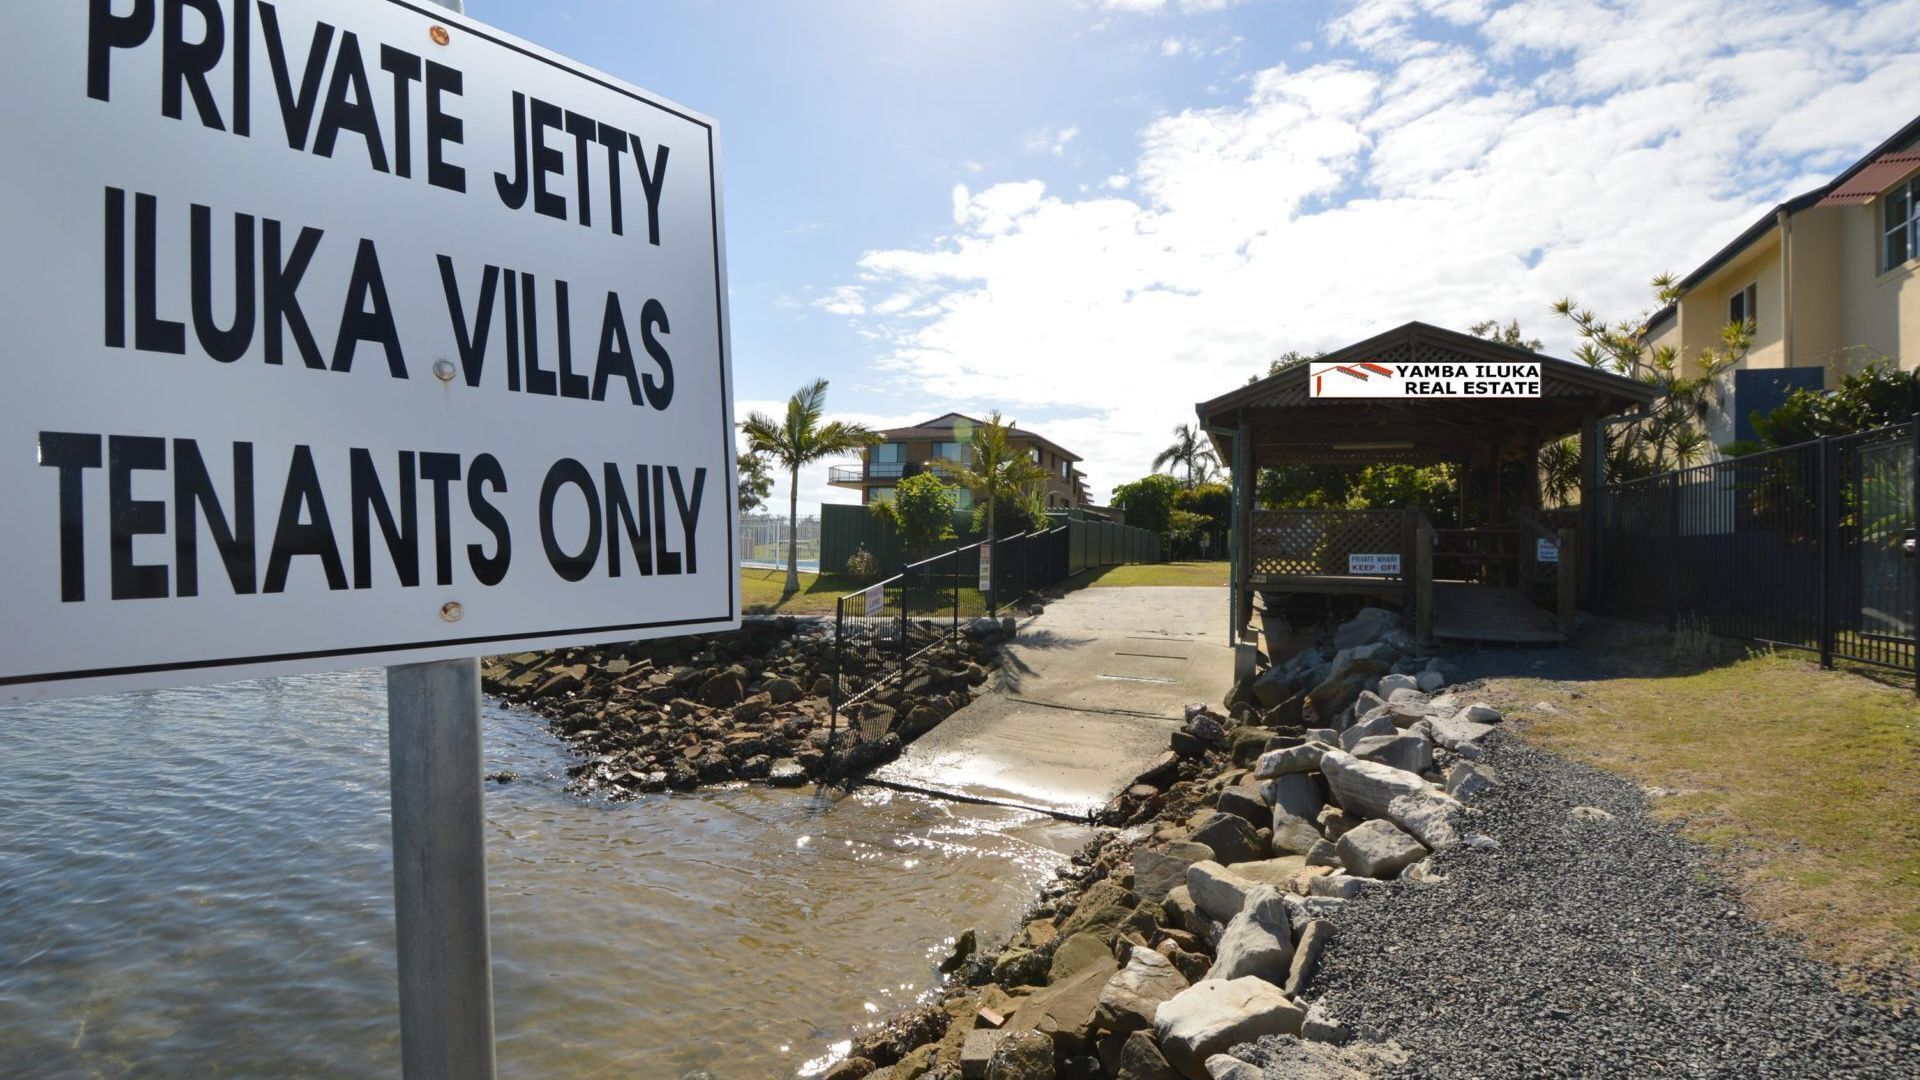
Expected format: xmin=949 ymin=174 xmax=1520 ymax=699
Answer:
xmin=388 ymin=655 xmax=495 ymax=1079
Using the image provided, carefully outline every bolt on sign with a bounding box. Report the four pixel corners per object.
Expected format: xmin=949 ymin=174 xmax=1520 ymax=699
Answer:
xmin=1 ymin=0 xmax=737 ymax=701
xmin=1309 ymin=361 xmax=1541 ymax=398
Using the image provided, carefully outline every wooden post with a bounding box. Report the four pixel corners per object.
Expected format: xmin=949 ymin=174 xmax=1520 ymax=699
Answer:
xmin=1556 ymin=526 xmax=1576 ymax=639
xmin=1579 ymin=415 xmax=1601 ymax=601
xmin=1484 ymin=448 xmax=1503 ymax=525
xmin=1415 ymin=515 xmax=1435 ymax=647
xmin=1235 ymin=422 xmax=1254 ymax=634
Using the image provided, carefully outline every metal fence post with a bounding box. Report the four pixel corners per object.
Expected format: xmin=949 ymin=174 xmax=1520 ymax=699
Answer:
xmin=898 ymin=566 xmax=908 ymax=682
xmin=1665 ymin=472 xmax=1680 ymax=631
xmin=1911 ymin=417 xmax=1919 ymax=695
xmin=951 ymin=545 xmax=960 ymax=639
xmin=1818 ymin=435 xmax=1835 ymax=669
xmin=828 ymin=597 xmax=843 ymax=780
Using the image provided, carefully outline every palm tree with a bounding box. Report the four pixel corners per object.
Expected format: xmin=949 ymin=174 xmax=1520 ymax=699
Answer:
xmin=941 ymin=413 xmax=1047 ymax=608
xmin=740 ymin=379 xmax=880 ymax=595
xmin=1153 ymin=423 xmax=1218 ymax=487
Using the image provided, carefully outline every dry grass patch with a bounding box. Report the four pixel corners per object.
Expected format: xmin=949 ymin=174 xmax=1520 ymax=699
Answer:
xmin=1485 ymin=644 xmax=1920 ymax=991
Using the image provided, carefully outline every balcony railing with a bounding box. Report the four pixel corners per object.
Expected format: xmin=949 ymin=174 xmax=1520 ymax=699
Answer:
xmin=828 ymin=461 xmax=923 ymax=484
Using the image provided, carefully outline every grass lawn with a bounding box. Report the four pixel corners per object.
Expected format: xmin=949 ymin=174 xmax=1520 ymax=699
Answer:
xmin=1489 ymin=639 xmax=1920 ymax=989
xmin=1083 ymin=560 xmax=1229 ymax=587
xmin=740 ymin=559 xmax=1227 ymax=615
xmin=740 ymin=566 xmax=992 ymax=618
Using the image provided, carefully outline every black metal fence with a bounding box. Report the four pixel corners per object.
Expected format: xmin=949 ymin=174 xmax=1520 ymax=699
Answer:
xmin=1596 ymin=418 xmax=1917 ymax=679
xmin=821 ymin=527 xmax=1081 ymax=778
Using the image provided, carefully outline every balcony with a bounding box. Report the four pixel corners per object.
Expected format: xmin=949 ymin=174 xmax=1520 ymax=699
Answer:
xmin=828 ymin=461 xmax=921 ymax=485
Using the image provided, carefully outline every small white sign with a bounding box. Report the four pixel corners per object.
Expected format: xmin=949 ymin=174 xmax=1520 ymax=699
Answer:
xmin=1 ymin=1 xmax=738 ymax=700
xmin=1349 ymin=552 xmax=1401 ymax=576
xmin=863 ymin=584 xmax=885 ymax=617
xmin=978 ymin=542 xmax=993 ymax=593
xmin=1310 ymin=361 xmax=1540 ymax=399
xmin=1536 ymin=538 xmax=1560 ymax=563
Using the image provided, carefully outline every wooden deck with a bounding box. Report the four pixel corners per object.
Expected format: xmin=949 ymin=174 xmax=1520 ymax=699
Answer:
xmin=1248 ymin=573 xmax=1407 ymax=600
xmin=1431 ymin=583 xmax=1566 ymax=644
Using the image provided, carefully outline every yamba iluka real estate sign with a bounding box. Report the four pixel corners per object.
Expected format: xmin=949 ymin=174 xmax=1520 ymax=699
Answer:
xmin=0 ymin=1 xmax=738 ymax=701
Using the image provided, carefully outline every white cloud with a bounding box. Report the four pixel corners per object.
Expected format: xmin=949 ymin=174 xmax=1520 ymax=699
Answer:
xmin=1098 ymin=0 xmax=1247 ymax=12
xmin=830 ymin=0 xmax=1920 ymax=504
xmin=1025 ymin=125 xmax=1082 ymax=157
xmin=951 ymin=183 xmax=972 ymax=225
xmin=815 ymin=285 xmax=866 ymax=316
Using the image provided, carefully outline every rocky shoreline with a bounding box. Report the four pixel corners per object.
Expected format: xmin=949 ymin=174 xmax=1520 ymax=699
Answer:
xmin=817 ymin=606 xmax=1501 ymax=1080
xmin=483 ymin=616 xmax=1014 ymax=796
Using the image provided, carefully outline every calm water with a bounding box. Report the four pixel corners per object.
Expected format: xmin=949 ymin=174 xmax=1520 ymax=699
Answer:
xmin=0 ymin=671 xmax=1088 ymax=1078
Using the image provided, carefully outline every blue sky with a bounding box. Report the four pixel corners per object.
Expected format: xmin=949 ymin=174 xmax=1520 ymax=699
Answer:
xmin=467 ymin=0 xmax=1920 ymax=508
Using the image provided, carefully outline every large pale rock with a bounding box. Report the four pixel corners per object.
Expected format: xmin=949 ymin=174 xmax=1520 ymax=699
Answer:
xmin=1335 ymin=819 xmax=1429 ymax=879
xmin=1253 ymin=743 xmax=1327 ymax=778
xmin=1350 ymin=733 xmax=1433 ymax=775
xmin=1230 ymin=856 xmax=1306 ymax=888
xmin=1268 ymin=809 xmax=1322 ymax=857
xmin=1429 ymin=715 xmax=1495 ymax=755
xmin=1099 ymin=946 xmax=1191 ymax=1035
xmin=1057 ymin=880 xmax=1143 ymax=941
xmin=1204 ymin=885 xmax=1294 ymax=983
xmin=1260 ymin=773 xmax=1325 ymax=823
xmin=1154 ymin=978 xmax=1305 ymax=1079
xmin=1415 ymin=669 xmax=1447 ymax=693
xmin=1190 ymin=812 xmax=1265 ymax=866
xmin=1134 ymin=842 xmax=1216 ymax=904
xmin=1216 ymin=785 xmax=1268 ymax=826
xmin=1318 ymin=749 xmax=1435 ymax=819
xmin=1374 ymin=673 xmax=1419 ymax=697
xmin=1446 ymin=760 xmax=1498 ymax=799
xmin=986 ymin=1028 xmax=1056 ymax=1080
xmin=1204 ymin=1055 xmax=1264 ymax=1080
xmin=1386 ymin=793 xmax=1461 ymax=850
xmin=1337 ymin=711 xmax=1396 ymax=751
xmin=1320 ymin=745 xmax=1451 ymax=845
xmin=1283 ymin=919 xmax=1332 ymax=998
xmin=1184 ymin=861 xmax=1254 ymax=924
xmin=1006 ymin=952 xmax=1120 ymax=1053
xmin=1457 ymin=703 xmax=1503 ymax=724
xmin=1051 ymin=932 xmax=1116 ymax=983
xmin=1331 ymin=608 xmax=1399 ymax=650
xmin=1111 ymin=1030 xmax=1180 ymax=1080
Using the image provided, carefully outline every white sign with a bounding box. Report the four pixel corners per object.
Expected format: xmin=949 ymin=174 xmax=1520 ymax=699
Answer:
xmin=0 ymin=2 xmax=737 ymax=701
xmin=1310 ymin=361 xmax=1540 ymax=398
xmin=863 ymin=584 xmax=885 ymax=617
xmin=979 ymin=542 xmax=993 ymax=593
xmin=1536 ymin=538 xmax=1560 ymax=563
xmin=1348 ymin=553 xmax=1401 ymax=576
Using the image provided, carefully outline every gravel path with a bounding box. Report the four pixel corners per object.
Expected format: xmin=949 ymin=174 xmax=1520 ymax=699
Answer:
xmin=1235 ymin=731 xmax=1920 ymax=1078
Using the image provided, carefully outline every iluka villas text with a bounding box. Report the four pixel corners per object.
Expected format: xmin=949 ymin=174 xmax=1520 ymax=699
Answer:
xmin=37 ymin=1 xmax=714 ymax=603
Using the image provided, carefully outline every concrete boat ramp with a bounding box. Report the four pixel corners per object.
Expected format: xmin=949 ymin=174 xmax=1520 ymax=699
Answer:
xmin=869 ymin=586 xmax=1232 ymax=820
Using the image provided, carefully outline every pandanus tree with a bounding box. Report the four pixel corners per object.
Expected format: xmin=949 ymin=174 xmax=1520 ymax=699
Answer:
xmin=1153 ymin=423 xmax=1218 ymax=487
xmin=739 ymin=379 xmax=880 ymax=595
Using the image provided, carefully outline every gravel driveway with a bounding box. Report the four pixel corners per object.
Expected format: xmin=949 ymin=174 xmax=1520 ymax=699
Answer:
xmin=1234 ymin=731 xmax=1920 ymax=1078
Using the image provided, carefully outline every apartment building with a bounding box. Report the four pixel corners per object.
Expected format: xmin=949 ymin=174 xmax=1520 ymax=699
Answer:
xmin=1644 ymin=113 xmax=1920 ymax=445
xmin=826 ymin=413 xmax=1091 ymax=509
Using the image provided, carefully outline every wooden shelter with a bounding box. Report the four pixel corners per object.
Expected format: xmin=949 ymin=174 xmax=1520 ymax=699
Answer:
xmin=1196 ymin=321 xmax=1659 ymax=649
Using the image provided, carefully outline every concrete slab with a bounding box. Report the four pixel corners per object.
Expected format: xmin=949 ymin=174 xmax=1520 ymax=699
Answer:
xmin=872 ymin=586 xmax=1233 ymax=818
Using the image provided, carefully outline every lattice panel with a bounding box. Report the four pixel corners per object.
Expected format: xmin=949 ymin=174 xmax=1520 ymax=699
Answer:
xmin=1251 ymin=510 xmax=1406 ymax=577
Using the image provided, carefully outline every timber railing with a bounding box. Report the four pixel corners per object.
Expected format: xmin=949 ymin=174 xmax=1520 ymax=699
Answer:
xmin=1247 ymin=508 xmax=1412 ymax=579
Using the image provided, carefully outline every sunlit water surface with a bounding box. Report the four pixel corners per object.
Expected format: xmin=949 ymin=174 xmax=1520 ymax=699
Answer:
xmin=0 ymin=670 xmax=1089 ymax=1078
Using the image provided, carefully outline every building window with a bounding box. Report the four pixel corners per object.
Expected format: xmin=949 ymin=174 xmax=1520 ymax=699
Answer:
xmin=1060 ymin=460 xmax=1071 ymax=481
xmin=1885 ymin=177 xmax=1919 ymax=271
xmin=953 ymin=488 xmax=973 ymax=511
xmin=872 ymin=442 xmax=905 ymax=463
xmin=1728 ymin=282 xmax=1756 ymax=329
xmin=931 ymin=441 xmax=966 ymax=462
xmin=868 ymin=486 xmax=895 ymax=504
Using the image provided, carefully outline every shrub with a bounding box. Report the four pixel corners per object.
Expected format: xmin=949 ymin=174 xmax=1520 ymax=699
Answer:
xmin=844 ymin=545 xmax=881 ymax=583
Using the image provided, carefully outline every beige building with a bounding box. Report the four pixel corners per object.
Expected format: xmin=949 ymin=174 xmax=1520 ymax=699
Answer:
xmin=1644 ymin=114 xmax=1920 ymax=446
xmin=827 ymin=412 xmax=1091 ymax=510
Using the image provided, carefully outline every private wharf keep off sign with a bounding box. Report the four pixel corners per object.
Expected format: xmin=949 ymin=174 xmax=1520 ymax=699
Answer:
xmin=0 ymin=1 xmax=738 ymax=702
